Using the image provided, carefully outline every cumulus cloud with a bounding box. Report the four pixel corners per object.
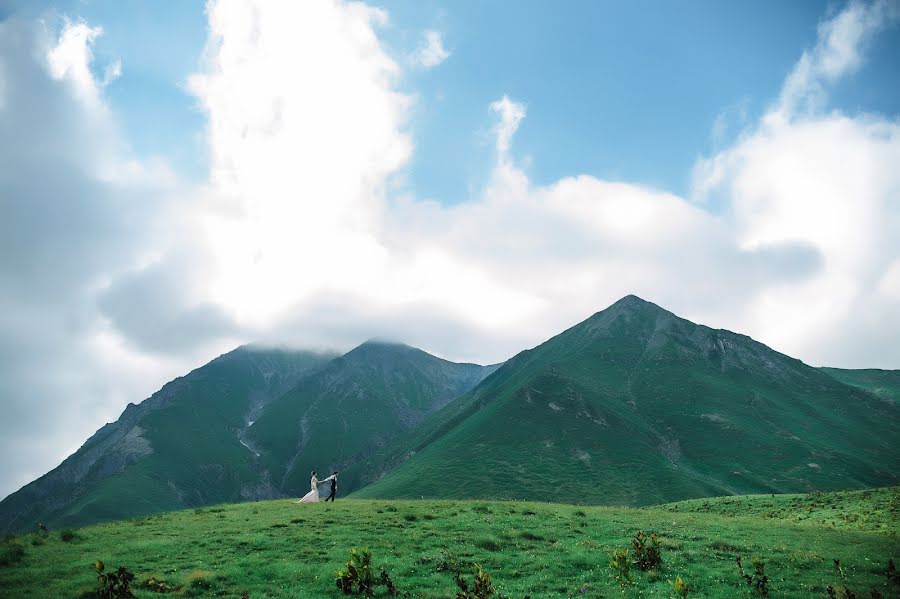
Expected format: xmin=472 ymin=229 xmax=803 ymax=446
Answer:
xmin=0 ymin=17 xmax=194 ymax=500
xmin=412 ymin=30 xmax=449 ymax=68
xmin=770 ymin=0 xmax=900 ymax=124
xmin=2 ymin=0 xmax=899 ymax=501
xmin=693 ymin=1 xmax=900 ymax=367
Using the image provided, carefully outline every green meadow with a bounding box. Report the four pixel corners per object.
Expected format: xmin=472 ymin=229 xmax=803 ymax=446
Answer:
xmin=2 ymin=487 xmax=897 ymax=598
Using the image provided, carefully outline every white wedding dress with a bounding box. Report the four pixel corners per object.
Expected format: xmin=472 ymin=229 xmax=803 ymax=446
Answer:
xmin=297 ymin=476 xmax=320 ymax=503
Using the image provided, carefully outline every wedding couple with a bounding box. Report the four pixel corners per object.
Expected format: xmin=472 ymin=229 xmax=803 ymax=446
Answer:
xmin=296 ymin=470 xmax=338 ymax=503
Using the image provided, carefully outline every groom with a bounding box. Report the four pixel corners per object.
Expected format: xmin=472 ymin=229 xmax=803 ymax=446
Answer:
xmin=320 ymin=471 xmax=338 ymax=502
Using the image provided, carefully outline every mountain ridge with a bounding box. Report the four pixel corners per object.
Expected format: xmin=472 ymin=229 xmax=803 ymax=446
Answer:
xmin=351 ymin=295 xmax=899 ymax=504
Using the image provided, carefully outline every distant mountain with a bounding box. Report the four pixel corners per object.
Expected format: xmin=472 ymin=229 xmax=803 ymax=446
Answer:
xmin=0 ymin=346 xmax=335 ymax=534
xmin=352 ymin=296 xmax=899 ymax=505
xmin=820 ymin=367 xmax=900 ymax=403
xmin=0 ymin=346 xmax=334 ymax=531
xmin=0 ymin=342 xmax=497 ymax=534
xmin=246 ymin=340 xmax=499 ymax=495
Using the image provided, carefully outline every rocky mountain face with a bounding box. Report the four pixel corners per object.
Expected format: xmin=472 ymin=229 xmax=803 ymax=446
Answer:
xmin=0 ymin=346 xmax=334 ymax=534
xmin=246 ymin=340 xmax=500 ymax=495
xmin=352 ymin=296 xmax=899 ymax=505
xmin=0 ymin=343 xmax=496 ymax=534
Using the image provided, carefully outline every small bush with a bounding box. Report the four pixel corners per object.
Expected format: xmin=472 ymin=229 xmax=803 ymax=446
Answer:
xmin=475 ymin=537 xmax=501 ymax=552
xmin=403 ymin=514 xmax=418 ymax=522
xmin=608 ymin=548 xmax=633 ymax=588
xmin=184 ymin=570 xmax=213 ymax=596
xmin=825 ymin=585 xmax=858 ymax=599
xmin=93 ymin=560 xmax=135 ymax=598
xmin=139 ymin=575 xmax=178 ymax=593
xmin=335 ymin=547 xmax=398 ymax=597
xmin=453 ymin=563 xmax=507 ymax=599
xmin=887 ymin=559 xmax=900 ymax=586
xmin=60 ymin=529 xmax=78 ymax=542
xmin=0 ymin=540 xmax=25 ymax=567
xmin=669 ymin=576 xmax=689 ymax=597
xmin=737 ymin=555 xmax=769 ymax=597
xmin=631 ymin=530 xmax=662 ymax=571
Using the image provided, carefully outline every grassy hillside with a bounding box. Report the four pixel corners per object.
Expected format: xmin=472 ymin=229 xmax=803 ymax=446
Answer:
xmin=0 ymin=347 xmax=335 ymax=534
xmin=659 ymin=486 xmax=900 ymax=533
xmin=821 ymin=368 xmax=900 ymax=403
xmin=352 ymin=296 xmax=899 ymax=505
xmin=248 ymin=341 xmax=498 ymax=496
xmin=1 ymin=488 xmax=897 ymax=598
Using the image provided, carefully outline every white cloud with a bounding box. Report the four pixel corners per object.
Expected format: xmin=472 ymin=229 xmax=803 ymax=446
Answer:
xmin=2 ymin=0 xmax=899 ymax=501
xmin=769 ymin=0 xmax=900 ymax=125
xmin=412 ymin=30 xmax=449 ymax=68
xmin=489 ymin=95 xmax=525 ymax=160
xmin=0 ymin=16 xmax=194 ymax=500
xmin=101 ymin=58 xmax=121 ymax=86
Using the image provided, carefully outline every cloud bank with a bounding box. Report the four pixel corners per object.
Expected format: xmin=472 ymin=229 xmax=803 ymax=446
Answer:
xmin=0 ymin=0 xmax=898 ymax=500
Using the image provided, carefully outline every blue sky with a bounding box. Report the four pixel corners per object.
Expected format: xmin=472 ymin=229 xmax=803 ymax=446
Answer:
xmin=11 ymin=1 xmax=900 ymax=200
xmin=1 ymin=0 xmax=899 ymax=500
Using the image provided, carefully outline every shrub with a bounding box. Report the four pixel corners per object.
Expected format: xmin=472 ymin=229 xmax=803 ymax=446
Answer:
xmin=0 ymin=540 xmax=25 ymax=567
xmin=335 ymin=547 xmax=398 ymax=597
xmin=825 ymin=585 xmax=857 ymax=599
xmin=93 ymin=560 xmax=135 ymax=598
xmin=186 ymin=570 xmax=213 ymax=592
xmin=453 ymin=563 xmax=508 ymax=599
xmin=631 ymin=530 xmax=662 ymax=571
xmin=607 ymin=548 xmax=633 ymax=588
xmin=669 ymin=576 xmax=689 ymax=598
xmin=737 ymin=555 xmax=769 ymax=597
xmin=475 ymin=537 xmax=501 ymax=552
xmin=139 ymin=575 xmax=178 ymax=593
xmin=60 ymin=529 xmax=78 ymax=542
xmin=887 ymin=559 xmax=900 ymax=586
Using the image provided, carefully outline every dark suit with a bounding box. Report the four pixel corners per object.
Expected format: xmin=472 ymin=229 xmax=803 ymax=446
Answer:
xmin=323 ymin=475 xmax=337 ymax=501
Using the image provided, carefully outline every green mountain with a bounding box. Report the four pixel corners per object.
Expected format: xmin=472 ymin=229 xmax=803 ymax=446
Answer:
xmin=0 ymin=342 xmax=496 ymax=535
xmin=0 ymin=346 xmax=335 ymax=534
xmin=352 ymin=295 xmax=899 ymax=504
xmin=246 ymin=340 xmax=499 ymax=496
xmin=820 ymin=367 xmax=900 ymax=403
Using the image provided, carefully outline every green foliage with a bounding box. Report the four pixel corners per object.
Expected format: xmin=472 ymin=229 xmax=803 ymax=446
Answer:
xmin=0 ymin=539 xmax=25 ymax=567
xmin=632 ymin=530 xmax=662 ymax=571
xmin=335 ymin=547 xmax=398 ymax=596
xmin=1 ymin=492 xmax=897 ymax=598
xmin=825 ymin=584 xmax=857 ymax=598
xmin=669 ymin=575 xmax=689 ymax=597
xmin=737 ymin=555 xmax=770 ymax=597
xmin=453 ymin=563 xmax=507 ymax=599
xmin=607 ymin=547 xmax=633 ymax=588
xmin=92 ymin=560 xmax=135 ymax=598
xmin=60 ymin=529 xmax=78 ymax=542
xmin=887 ymin=559 xmax=899 ymax=586
xmin=662 ymin=487 xmax=899 ymax=534
xmin=138 ymin=575 xmax=177 ymax=593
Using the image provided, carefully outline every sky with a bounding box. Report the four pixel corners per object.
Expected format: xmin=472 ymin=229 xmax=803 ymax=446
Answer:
xmin=0 ymin=0 xmax=898 ymax=501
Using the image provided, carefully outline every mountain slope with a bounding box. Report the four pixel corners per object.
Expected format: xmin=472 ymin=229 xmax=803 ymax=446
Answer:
xmin=820 ymin=367 xmax=900 ymax=403
xmin=246 ymin=341 xmax=499 ymax=496
xmin=0 ymin=346 xmax=335 ymax=534
xmin=353 ymin=295 xmax=899 ymax=505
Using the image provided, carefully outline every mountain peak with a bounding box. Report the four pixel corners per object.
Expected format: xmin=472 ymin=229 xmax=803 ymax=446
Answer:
xmin=609 ymin=294 xmax=657 ymax=310
xmin=356 ymin=338 xmax=414 ymax=352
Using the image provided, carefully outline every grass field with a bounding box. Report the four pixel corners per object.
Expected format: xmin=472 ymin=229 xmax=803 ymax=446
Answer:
xmin=1 ymin=487 xmax=897 ymax=598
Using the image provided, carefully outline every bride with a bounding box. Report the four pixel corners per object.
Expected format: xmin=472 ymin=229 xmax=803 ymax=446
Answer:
xmin=296 ymin=470 xmax=321 ymax=503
